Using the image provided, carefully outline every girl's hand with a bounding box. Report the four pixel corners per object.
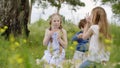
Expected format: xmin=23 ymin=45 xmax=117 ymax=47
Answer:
xmin=85 ymin=22 xmax=91 ymax=28
xmin=86 ymin=16 xmax=91 ymax=23
xmin=85 ymin=13 xmax=92 ymax=25
xmin=85 ymin=13 xmax=90 ymax=21
xmin=48 ymin=29 xmax=57 ymax=37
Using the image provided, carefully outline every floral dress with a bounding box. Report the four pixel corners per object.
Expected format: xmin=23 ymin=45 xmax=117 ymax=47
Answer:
xmin=42 ymin=32 xmax=65 ymax=65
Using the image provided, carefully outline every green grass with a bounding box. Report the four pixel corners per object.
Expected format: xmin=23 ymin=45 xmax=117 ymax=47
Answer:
xmin=0 ymin=19 xmax=120 ymax=68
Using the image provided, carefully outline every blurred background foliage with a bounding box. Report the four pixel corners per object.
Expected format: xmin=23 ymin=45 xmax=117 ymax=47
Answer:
xmin=0 ymin=0 xmax=120 ymax=68
xmin=0 ymin=19 xmax=120 ymax=68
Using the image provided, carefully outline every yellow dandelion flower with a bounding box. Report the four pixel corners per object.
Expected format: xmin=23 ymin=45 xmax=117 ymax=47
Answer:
xmin=16 ymin=57 xmax=23 ymax=64
xmin=73 ymin=41 xmax=78 ymax=46
xmin=15 ymin=42 xmax=20 ymax=47
xmin=4 ymin=26 xmax=8 ymax=30
xmin=0 ymin=28 xmax=5 ymax=33
xmin=23 ymin=39 xmax=27 ymax=43
xmin=12 ymin=54 xmax=23 ymax=64
xmin=69 ymin=46 xmax=74 ymax=50
xmin=104 ymin=39 xmax=112 ymax=45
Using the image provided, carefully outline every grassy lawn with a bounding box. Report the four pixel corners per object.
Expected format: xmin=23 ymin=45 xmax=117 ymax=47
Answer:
xmin=0 ymin=19 xmax=120 ymax=68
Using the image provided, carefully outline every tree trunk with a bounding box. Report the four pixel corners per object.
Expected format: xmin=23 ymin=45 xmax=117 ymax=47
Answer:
xmin=56 ymin=0 xmax=63 ymax=14
xmin=0 ymin=0 xmax=30 ymax=39
xmin=57 ymin=7 xmax=60 ymax=14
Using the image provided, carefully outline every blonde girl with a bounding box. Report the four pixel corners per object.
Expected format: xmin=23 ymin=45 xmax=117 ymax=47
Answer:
xmin=79 ymin=7 xmax=111 ymax=68
xmin=41 ymin=13 xmax=67 ymax=66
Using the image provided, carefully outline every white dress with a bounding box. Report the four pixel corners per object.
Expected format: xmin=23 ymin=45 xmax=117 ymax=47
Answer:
xmin=42 ymin=32 xmax=65 ymax=65
xmin=87 ymin=25 xmax=110 ymax=63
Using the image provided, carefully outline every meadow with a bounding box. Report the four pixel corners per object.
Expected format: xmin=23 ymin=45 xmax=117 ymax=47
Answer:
xmin=0 ymin=19 xmax=120 ymax=68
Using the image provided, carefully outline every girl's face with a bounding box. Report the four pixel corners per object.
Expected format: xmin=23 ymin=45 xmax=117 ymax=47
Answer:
xmin=51 ymin=15 xmax=61 ymax=29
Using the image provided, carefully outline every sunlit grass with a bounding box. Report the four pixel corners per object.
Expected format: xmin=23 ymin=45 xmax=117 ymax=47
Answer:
xmin=0 ymin=19 xmax=120 ymax=68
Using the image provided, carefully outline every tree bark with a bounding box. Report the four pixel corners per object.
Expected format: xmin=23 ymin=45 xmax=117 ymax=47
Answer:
xmin=57 ymin=0 xmax=62 ymax=14
xmin=0 ymin=0 xmax=30 ymax=39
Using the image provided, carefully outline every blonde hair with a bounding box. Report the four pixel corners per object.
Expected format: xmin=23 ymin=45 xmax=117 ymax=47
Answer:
xmin=49 ymin=13 xmax=62 ymax=30
xmin=92 ymin=7 xmax=110 ymax=39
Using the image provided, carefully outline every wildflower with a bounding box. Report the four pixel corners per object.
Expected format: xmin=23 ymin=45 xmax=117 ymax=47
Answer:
xmin=23 ymin=39 xmax=27 ymax=43
xmin=73 ymin=41 xmax=78 ymax=46
xmin=69 ymin=46 xmax=74 ymax=50
xmin=4 ymin=26 xmax=8 ymax=30
xmin=16 ymin=57 xmax=23 ymax=64
xmin=15 ymin=42 xmax=20 ymax=47
xmin=0 ymin=28 xmax=5 ymax=33
xmin=13 ymin=54 xmax=23 ymax=64
xmin=10 ymin=42 xmax=20 ymax=50
xmin=104 ymin=39 xmax=112 ymax=45
xmin=8 ymin=54 xmax=22 ymax=64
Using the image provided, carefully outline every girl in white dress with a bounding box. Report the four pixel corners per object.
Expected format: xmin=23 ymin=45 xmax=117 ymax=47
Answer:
xmin=42 ymin=13 xmax=67 ymax=66
xmin=78 ymin=7 xmax=111 ymax=68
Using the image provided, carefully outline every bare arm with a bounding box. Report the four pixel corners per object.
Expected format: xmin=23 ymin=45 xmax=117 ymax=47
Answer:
xmin=43 ymin=29 xmax=51 ymax=46
xmin=58 ymin=29 xmax=68 ymax=48
xmin=77 ymin=23 xmax=93 ymax=40
xmin=82 ymin=23 xmax=93 ymax=40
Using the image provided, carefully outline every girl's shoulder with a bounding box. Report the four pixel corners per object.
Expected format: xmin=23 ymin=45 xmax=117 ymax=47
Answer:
xmin=90 ymin=25 xmax=99 ymax=28
xmin=61 ymin=28 xmax=67 ymax=33
xmin=45 ymin=28 xmax=50 ymax=32
xmin=90 ymin=25 xmax=99 ymax=33
xmin=90 ymin=25 xmax=99 ymax=29
xmin=46 ymin=28 xmax=50 ymax=30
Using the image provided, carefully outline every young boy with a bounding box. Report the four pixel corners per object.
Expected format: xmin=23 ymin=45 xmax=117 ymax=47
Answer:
xmin=72 ymin=19 xmax=89 ymax=61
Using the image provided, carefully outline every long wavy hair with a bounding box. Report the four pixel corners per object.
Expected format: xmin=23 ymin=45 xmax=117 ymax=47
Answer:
xmin=92 ymin=7 xmax=111 ymax=39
